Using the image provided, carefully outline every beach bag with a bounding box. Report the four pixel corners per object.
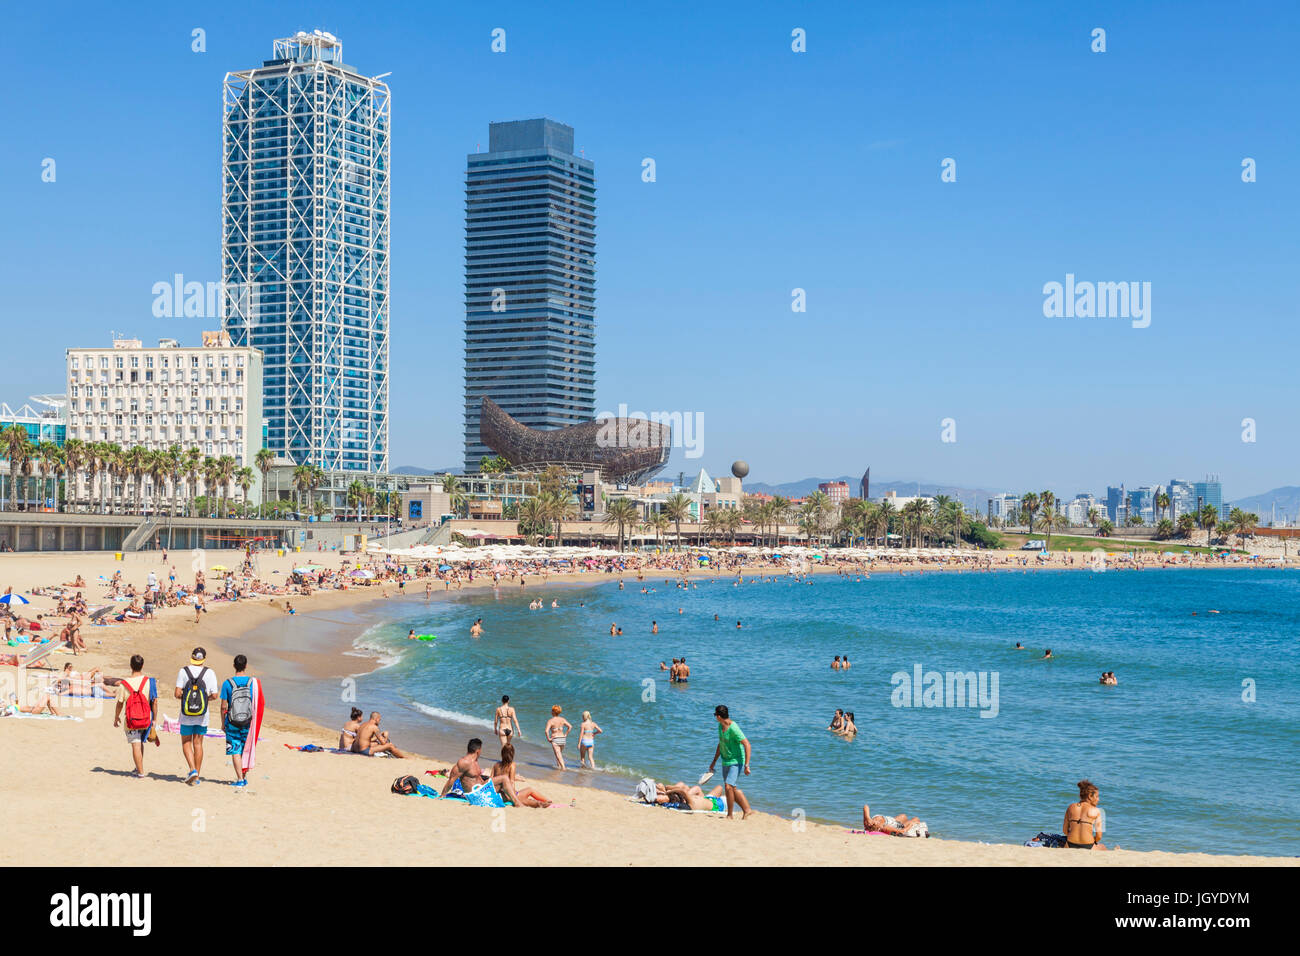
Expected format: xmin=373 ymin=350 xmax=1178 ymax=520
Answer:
xmin=124 ymin=676 xmax=152 ymax=730
xmin=227 ymin=678 xmax=253 ymax=728
xmin=181 ymin=666 xmax=210 ymax=718
xmin=464 ymin=780 xmax=506 ymax=808
xmin=391 ymin=775 xmax=420 ymax=795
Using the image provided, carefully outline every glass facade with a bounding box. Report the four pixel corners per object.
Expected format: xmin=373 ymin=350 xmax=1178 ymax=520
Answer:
xmin=463 ymin=118 xmax=596 ymax=472
xmin=222 ymin=32 xmax=390 ymax=472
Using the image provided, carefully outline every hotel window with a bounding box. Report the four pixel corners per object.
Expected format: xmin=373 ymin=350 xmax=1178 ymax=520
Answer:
xmin=115 ymin=357 xmax=123 ymax=369
xmin=145 ymin=357 xmax=154 ymax=368
xmin=130 ymin=357 xmax=139 ymax=368
xmin=71 ymin=358 xmax=79 ymax=370
xmin=99 ymin=357 xmax=108 ymax=369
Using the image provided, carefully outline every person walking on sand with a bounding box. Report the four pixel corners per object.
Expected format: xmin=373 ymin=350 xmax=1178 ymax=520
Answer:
xmin=175 ymin=647 xmax=219 ymax=786
xmin=707 ymin=704 xmax=753 ymax=819
xmin=113 ymin=654 xmax=158 ymax=777
xmin=220 ymin=654 xmax=261 ymax=788
xmin=577 ymin=711 xmax=603 ymax=769
xmin=545 ymin=705 xmax=572 ymax=770
xmin=494 ymin=695 xmax=521 ymax=749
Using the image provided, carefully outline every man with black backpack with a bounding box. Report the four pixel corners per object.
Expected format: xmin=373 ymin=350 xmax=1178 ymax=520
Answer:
xmin=220 ymin=654 xmax=261 ymax=788
xmin=174 ymin=647 xmax=219 ymax=786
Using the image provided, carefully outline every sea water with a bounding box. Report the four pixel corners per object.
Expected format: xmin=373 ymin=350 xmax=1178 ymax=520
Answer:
xmin=345 ymin=568 xmax=1299 ymax=856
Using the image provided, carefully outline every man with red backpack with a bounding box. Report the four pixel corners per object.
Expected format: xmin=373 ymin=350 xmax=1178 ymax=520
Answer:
xmin=112 ymin=654 xmax=159 ymax=778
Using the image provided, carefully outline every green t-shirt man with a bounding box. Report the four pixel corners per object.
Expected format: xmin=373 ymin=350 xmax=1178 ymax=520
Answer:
xmin=718 ymin=719 xmax=747 ymax=767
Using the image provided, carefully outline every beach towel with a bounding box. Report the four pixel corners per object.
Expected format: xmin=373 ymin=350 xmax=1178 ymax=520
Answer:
xmin=238 ymin=677 xmax=265 ymax=773
xmin=1 ymin=711 xmax=82 ymax=721
xmin=628 ymin=797 xmax=725 ymax=815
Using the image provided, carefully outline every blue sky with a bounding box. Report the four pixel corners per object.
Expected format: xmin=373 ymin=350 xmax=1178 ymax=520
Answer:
xmin=3 ymin=1 xmax=1298 ymax=499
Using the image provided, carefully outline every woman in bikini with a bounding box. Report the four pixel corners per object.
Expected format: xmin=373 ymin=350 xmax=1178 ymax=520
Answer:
xmin=1063 ymin=779 xmax=1113 ymax=850
xmin=861 ymin=802 xmax=928 ymax=837
xmin=577 ymin=711 xmax=602 ymax=770
xmin=544 ymin=705 xmax=572 ymax=770
xmin=339 ymin=707 xmax=363 ymax=751
xmin=491 ymin=744 xmax=552 ymax=808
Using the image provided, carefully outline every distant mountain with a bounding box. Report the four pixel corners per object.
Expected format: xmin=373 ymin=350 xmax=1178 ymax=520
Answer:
xmin=1226 ymin=486 xmax=1300 ymax=523
xmin=743 ymin=475 xmax=998 ymax=514
xmin=392 ymin=465 xmax=461 ymax=476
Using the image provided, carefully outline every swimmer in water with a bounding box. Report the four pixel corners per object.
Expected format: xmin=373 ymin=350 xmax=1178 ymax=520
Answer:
xmin=1041 ymin=649 xmax=1053 ymax=660
xmin=470 ymin=619 xmax=483 ymax=637
xmin=651 ymin=621 xmax=658 ymax=634
xmin=736 ymin=621 xmax=742 ymax=629
xmin=407 ymin=629 xmax=416 ymax=640
xmin=1015 ymin=642 xmax=1025 ymax=649
xmin=832 ymin=655 xmax=842 ymax=671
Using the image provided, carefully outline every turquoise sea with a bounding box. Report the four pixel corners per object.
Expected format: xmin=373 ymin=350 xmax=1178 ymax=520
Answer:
xmin=342 ymin=568 xmax=1299 ymax=856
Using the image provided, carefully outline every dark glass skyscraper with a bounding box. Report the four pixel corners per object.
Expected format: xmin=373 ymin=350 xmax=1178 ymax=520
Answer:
xmin=463 ymin=119 xmax=596 ymax=472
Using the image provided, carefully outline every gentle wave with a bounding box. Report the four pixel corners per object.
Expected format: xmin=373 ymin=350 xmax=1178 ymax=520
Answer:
xmin=409 ymin=701 xmax=495 ymax=730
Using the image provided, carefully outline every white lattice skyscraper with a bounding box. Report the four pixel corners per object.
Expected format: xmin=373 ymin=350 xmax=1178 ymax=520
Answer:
xmin=222 ymin=31 xmax=390 ymax=473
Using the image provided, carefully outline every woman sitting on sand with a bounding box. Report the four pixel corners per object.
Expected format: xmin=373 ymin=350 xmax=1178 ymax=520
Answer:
xmin=861 ymin=802 xmax=929 ymax=837
xmin=339 ymin=707 xmax=363 ymax=750
xmin=491 ymin=744 xmax=552 ymax=808
xmin=1063 ymin=780 xmax=1113 ymax=850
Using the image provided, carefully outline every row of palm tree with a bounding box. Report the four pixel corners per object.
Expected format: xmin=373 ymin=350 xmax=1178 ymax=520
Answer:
xmin=0 ymin=429 xmax=267 ymax=517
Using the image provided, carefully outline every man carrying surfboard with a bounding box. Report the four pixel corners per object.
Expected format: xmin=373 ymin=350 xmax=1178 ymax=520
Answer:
xmin=220 ymin=654 xmax=264 ymax=789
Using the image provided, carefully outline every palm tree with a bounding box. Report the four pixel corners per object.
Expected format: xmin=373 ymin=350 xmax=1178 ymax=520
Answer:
xmin=517 ymin=497 xmax=546 ymax=545
xmin=146 ymin=450 xmax=170 ymax=518
xmin=1 ymin=425 xmax=33 ymax=511
xmin=234 ymin=467 xmax=255 ymax=515
xmin=61 ymin=438 xmax=87 ymax=512
xmin=662 ymin=493 xmax=693 ymax=549
xmin=603 ymin=497 xmax=640 ymax=552
xmin=1087 ymin=506 xmax=1100 ymax=528
xmin=721 ymin=507 xmax=742 ymax=545
xmin=1156 ymin=492 xmax=1171 ymax=524
xmin=291 ymin=464 xmax=313 ymax=514
xmin=649 ymin=512 xmax=671 ymax=549
xmin=1096 ymin=519 xmax=1114 ymax=537
xmin=183 ymin=448 xmax=203 ymax=516
xmin=1176 ymin=513 xmax=1197 ymax=538
xmin=255 ymin=447 xmax=275 ymax=512
xmin=769 ymin=495 xmax=791 ymax=547
xmin=703 ymin=509 xmax=727 ymax=544
xmin=1020 ymin=492 xmax=1039 ymax=536
xmin=1154 ymin=517 xmax=1175 ymax=540
xmin=35 ymin=441 xmax=63 ymax=511
xmin=1199 ymin=504 xmax=1219 ymax=545
xmin=441 ymin=475 xmax=467 ymax=517
xmin=874 ymin=499 xmax=896 ymax=547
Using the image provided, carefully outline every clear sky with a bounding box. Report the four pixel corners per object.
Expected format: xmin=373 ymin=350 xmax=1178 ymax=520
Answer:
xmin=3 ymin=1 xmax=1297 ymax=499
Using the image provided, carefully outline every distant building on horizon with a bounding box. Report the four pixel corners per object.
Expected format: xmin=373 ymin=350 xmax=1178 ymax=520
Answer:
xmin=463 ymin=118 xmax=596 ymax=472
xmin=859 ymin=468 xmax=870 ymax=500
xmin=987 ymin=493 xmax=1020 ymax=525
xmin=222 ymin=31 xmax=391 ymax=474
xmin=1195 ymin=476 xmax=1224 ymax=516
xmin=818 ymin=481 xmax=850 ymax=506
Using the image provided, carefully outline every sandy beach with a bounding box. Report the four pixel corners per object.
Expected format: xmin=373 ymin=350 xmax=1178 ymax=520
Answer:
xmin=0 ymin=548 xmax=1294 ymax=867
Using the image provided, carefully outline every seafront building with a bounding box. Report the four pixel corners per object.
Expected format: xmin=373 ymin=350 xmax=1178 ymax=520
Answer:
xmin=64 ymin=333 xmax=265 ymax=503
xmin=1195 ymin=476 xmax=1224 ymax=516
xmin=463 ymin=118 xmax=597 ymax=472
xmin=222 ymin=31 xmax=390 ymax=474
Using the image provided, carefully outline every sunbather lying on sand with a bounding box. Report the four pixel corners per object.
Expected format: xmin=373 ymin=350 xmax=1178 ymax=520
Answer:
xmin=861 ymin=803 xmax=929 ymax=836
xmin=654 ymin=781 xmax=727 ymax=811
xmin=4 ymin=693 xmax=61 ymax=716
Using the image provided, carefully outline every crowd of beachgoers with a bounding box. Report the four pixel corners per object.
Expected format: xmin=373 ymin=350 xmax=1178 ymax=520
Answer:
xmin=3 ymin=538 xmax=1289 ymax=855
